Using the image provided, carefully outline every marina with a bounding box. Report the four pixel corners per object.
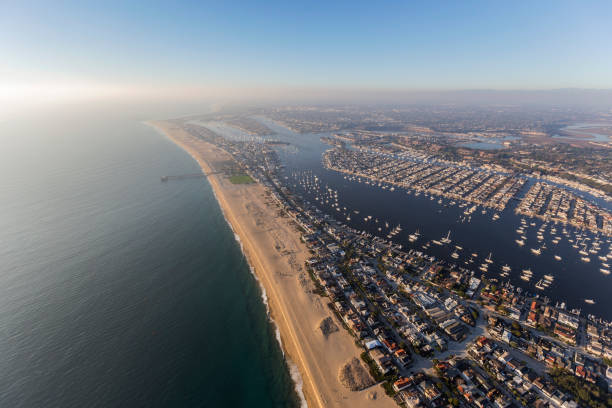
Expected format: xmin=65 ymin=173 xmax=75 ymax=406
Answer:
xmin=239 ymin=118 xmax=612 ymax=320
xmin=177 ymin=113 xmax=612 ymax=329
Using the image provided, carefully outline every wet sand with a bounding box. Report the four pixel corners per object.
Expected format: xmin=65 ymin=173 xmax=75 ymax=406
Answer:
xmin=148 ymin=120 xmax=395 ymax=408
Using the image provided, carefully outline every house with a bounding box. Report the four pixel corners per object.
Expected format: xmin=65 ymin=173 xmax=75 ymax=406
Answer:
xmin=393 ymin=376 xmax=414 ymax=392
xmin=369 ymin=348 xmax=393 ymax=374
xmin=399 ymin=390 xmax=422 ymax=408
xmin=418 ymin=380 xmax=441 ymax=402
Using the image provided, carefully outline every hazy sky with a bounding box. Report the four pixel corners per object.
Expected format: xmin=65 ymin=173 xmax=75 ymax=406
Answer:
xmin=1 ymin=0 xmax=612 ymax=110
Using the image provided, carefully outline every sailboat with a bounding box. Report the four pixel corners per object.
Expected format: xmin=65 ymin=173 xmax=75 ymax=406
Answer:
xmin=440 ymin=230 xmax=452 ymax=245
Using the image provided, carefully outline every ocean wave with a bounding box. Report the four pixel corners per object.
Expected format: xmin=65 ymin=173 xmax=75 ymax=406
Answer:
xmin=240 ymin=244 xmax=307 ymax=408
xmin=288 ymin=357 xmax=307 ymax=408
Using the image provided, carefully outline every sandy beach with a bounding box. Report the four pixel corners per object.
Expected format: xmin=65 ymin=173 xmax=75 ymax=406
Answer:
xmin=148 ymin=121 xmax=395 ymax=408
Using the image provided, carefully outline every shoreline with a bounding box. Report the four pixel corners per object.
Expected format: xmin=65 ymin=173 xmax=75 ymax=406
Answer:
xmin=226 ymin=213 xmax=308 ymax=408
xmin=146 ymin=120 xmax=395 ymax=408
xmin=145 ymin=121 xmax=308 ymax=406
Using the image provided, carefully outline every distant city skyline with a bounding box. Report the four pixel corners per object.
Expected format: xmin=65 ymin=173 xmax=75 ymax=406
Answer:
xmin=1 ymin=0 xmax=612 ymax=111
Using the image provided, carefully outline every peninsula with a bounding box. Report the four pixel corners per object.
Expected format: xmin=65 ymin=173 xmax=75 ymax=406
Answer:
xmin=148 ymin=110 xmax=612 ymax=408
xmin=148 ymin=120 xmax=396 ymax=408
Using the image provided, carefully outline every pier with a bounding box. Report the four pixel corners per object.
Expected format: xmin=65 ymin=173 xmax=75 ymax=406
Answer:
xmin=160 ymin=172 xmax=219 ymax=182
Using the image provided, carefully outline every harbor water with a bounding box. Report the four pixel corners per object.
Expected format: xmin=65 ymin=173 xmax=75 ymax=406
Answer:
xmin=207 ymin=117 xmax=612 ymax=321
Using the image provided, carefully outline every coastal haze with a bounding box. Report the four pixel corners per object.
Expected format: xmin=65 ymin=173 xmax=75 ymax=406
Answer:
xmin=3 ymin=1 xmax=612 ymax=408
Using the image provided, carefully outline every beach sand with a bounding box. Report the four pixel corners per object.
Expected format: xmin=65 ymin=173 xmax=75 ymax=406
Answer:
xmin=148 ymin=121 xmax=396 ymax=408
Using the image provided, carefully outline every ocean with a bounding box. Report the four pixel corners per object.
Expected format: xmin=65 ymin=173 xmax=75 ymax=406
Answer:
xmin=0 ymin=113 xmax=300 ymax=407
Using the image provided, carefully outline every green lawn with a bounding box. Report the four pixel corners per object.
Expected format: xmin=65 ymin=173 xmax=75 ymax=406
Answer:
xmin=229 ymin=174 xmax=255 ymax=184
